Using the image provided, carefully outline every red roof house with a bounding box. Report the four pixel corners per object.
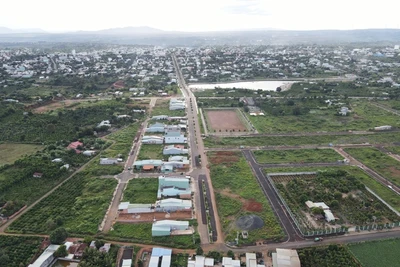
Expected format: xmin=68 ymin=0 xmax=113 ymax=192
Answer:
xmin=67 ymin=141 xmax=83 ymax=153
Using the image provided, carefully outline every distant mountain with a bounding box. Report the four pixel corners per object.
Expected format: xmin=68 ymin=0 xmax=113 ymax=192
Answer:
xmin=88 ymin=26 xmax=165 ymax=35
xmin=0 ymin=27 xmax=47 ymax=34
xmin=0 ymin=27 xmax=13 ymax=34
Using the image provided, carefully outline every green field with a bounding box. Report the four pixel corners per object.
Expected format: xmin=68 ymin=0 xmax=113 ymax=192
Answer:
xmin=106 ymin=223 xmax=198 ymax=248
xmin=123 ymin=178 xmax=158 ymax=203
xmin=349 ymin=239 xmax=400 ymax=267
xmin=0 ymin=235 xmax=43 ymax=267
xmin=298 ymin=244 xmax=360 ymax=267
xmin=208 ymin=151 xmax=283 ymax=243
xmin=345 ymin=147 xmax=400 ymax=187
xmin=137 ymin=144 xmax=164 ymax=160
xmin=204 ymin=132 xmax=399 ymax=148
xmin=0 ymin=143 xmax=43 ymax=166
xmin=151 ymin=99 xmax=186 ymax=117
xmin=253 ymin=149 xmax=342 ymax=164
xmin=7 ymin=173 xmax=117 ymax=235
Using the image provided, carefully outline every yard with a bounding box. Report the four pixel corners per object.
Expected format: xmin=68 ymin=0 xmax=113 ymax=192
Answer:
xmin=253 ymin=148 xmax=342 ymax=164
xmin=208 ymin=151 xmax=283 ymax=243
xmin=204 ymin=109 xmax=250 ymax=132
xmin=151 ymin=99 xmax=186 ymax=117
xmin=123 ymin=178 xmax=158 ymax=204
xmin=0 ymin=143 xmax=43 ymax=166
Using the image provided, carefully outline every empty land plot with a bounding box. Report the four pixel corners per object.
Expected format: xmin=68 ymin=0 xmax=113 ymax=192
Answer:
xmin=205 ymin=109 xmax=248 ymax=132
xmin=345 ymin=147 xmax=400 ymax=187
xmin=349 ymin=239 xmax=400 ymax=267
xmin=137 ymin=144 xmax=164 ymax=161
xmin=152 ymin=99 xmax=185 ymax=117
xmin=122 ymin=178 xmax=158 ymax=204
xmin=253 ymin=149 xmax=343 ymax=164
xmin=208 ymin=151 xmax=283 ymax=243
xmin=0 ymin=143 xmax=43 ymax=166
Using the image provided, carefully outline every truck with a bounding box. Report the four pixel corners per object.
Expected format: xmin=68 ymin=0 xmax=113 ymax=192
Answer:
xmin=314 ymin=237 xmax=323 ymax=242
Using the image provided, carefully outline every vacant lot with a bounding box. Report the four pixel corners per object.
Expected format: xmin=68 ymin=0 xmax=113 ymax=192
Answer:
xmin=253 ymin=149 xmax=342 ymax=164
xmin=349 ymin=239 xmax=400 ymax=267
xmin=123 ymin=178 xmax=158 ymax=204
xmin=152 ymin=99 xmax=185 ymax=117
xmin=205 ymin=109 xmax=248 ymax=132
xmin=208 ymin=151 xmax=283 ymax=243
xmin=0 ymin=143 xmax=43 ymax=166
xmin=137 ymin=144 xmax=164 ymax=160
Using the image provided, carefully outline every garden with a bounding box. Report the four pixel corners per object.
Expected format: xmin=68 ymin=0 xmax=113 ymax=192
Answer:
xmin=0 ymin=235 xmax=43 ymax=267
xmin=123 ymin=178 xmax=158 ymax=204
xmin=208 ymin=151 xmax=283 ymax=243
xmin=253 ymin=148 xmax=342 ymax=164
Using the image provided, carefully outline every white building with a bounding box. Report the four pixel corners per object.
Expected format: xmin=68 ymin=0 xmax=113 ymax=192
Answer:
xmin=83 ymin=150 xmax=96 ymax=156
xmin=97 ymin=120 xmax=111 ymax=128
xmin=163 ymin=145 xmax=188 ymax=155
xmin=100 ymin=158 xmax=122 ymax=165
xmin=28 ymin=244 xmax=60 ymax=267
xmin=149 ymin=248 xmax=172 ymax=267
xmin=222 ymin=257 xmax=241 ymax=267
xmin=188 ymin=256 xmax=215 ymax=267
xmin=146 ymin=122 xmax=166 ymax=133
xmin=142 ymin=135 xmax=164 ymax=144
xmin=272 ymin=249 xmax=300 ymax=267
xmin=164 ymin=135 xmax=187 ymax=144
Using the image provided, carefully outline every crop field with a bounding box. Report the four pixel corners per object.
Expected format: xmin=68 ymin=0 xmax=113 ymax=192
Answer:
xmin=298 ymin=244 xmax=360 ymax=267
xmin=0 ymin=143 xmax=43 ymax=166
xmin=203 ymin=132 xmax=400 ymax=148
xmin=208 ymin=151 xmax=283 ymax=243
xmin=271 ymin=170 xmax=398 ymax=231
xmin=249 ymin=100 xmax=400 ymax=133
xmin=106 ymin=223 xmax=198 ymax=248
xmin=123 ymin=178 xmax=158 ymax=203
xmin=137 ymin=144 xmax=164 ymax=160
xmin=0 ymin=235 xmax=43 ymax=267
xmin=349 ymin=238 xmax=400 ymax=267
xmin=204 ymin=109 xmax=249 ymax=132
xmin=345 ymin=147 xmax=400 ymax=187
xmin=253 ymin=148 xmax=342 ymax=164
xmin=7 ymin=173 xmax=117 ymax=235
xmin=152 ymin=99 xmax=186 ymax=117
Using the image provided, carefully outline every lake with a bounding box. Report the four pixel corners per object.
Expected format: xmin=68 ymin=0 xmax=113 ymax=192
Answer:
xmin=188 ymin=80 xmax=297 ymax=91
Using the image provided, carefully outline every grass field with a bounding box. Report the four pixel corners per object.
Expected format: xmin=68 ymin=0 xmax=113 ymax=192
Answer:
xmin=137 ymin=144 xmax=164 ymax=160
xmin=208 ymin=151 xmax=283 ymax=243
xmin=0 ymin=143 xmax=43 ymax=166
xmin=123 ymin=178 xmax=158 ymax=203
xmin=345 ymin=147 xmax=400 ymax=187
xmin=253 ymin=149 xmax=342 ymax=164
xmin=349 ymin=239 xmax=400 ymax=267
xmin=151 ymin=99 xmax=186 ymax=117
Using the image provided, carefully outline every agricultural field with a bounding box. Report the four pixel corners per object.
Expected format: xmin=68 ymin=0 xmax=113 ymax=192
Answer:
xmin=0 ymin=143 xmax=43 ymax=166
xmin=0 ymin=235 xmax=43 ymax=267
xmin=270 ymin=170 xmax=398 ymax=232
xmin=106 ymin=222 xmax=198 ymax=248
xmin=137 ymin=144 xmax=165 ymax=160
xmin=7 ymin=173 xmax=117 ymax=235
xmin=151 ymin=99 xmax=186 ymax=117
xmin=345 ymin=147 xmax=400 ymax=187
xmin=385 ymin=145 xmax=400 ymax=155
xmin=298 ymin=244 xmax=360 ymax=267
xmin=203 ymin=132 xmax=400 ymax=148
xmin=123 ymin=178 xmax=158 ymax=204
xmin=204 ymin=109 xmax=250 ymax=133
xmin=193 ymin=88 xmax=271 ymax=98
xmin=349 ymin=238 xmax=400 ymax=267
xmin=208 ymin=151 xmax=283 ymax=243
xmin=253 ymin=149 xmax=342 ymax=164
xmin=248 ymin=100 xmax=400 ymax=133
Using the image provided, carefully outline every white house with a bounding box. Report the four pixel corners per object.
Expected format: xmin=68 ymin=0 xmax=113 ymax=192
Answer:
xmin=97 ymin=120 xmax=111 ymax=128
xmin=152 ymin=115 xmax=169 ymax=120
xmin=164 ymin=135 xmax=187 ymax=144
xmin=155 ymin=198 xmax=192 ymax=212
xmin=151 ymin=220 xmax=189 ymax=236
xmin=188 ymin=256 xmax=215 ymax=267
xmin=100 ymin=158 xmax=122 ymax=165
xmin=164 ymin=126 xmax=181 ymax=137
xmin=51 ymin=158 xmax=63 ymax=163
xmin=83 ymin=150 xmax=96 ymax=156
xmin=146 ymin=123 xmax=166 ymax=133
xmin=163 ymin=145 xmax=188 ymax=155
xmin=142 ymin=135 xmax=164 ymax=144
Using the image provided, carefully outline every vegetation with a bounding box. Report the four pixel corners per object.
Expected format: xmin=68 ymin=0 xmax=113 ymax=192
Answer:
xmin=123 ymin=178 xmax=158 ymax=203
xmin=53 ymin=245 xmax=68 ymax=258
xmin=298 ymin=244 xmax=360 ymax=267
xmin=0 ymin=235 xmax=42 ymax=267
xmin=151 ymin=99 xmax=185 ymax=117
xmin=137 ymin=144 xmax=164 ymax=160
xmin=345 ymin=147 xmax=400 ymax=187
xmin=171 ymin=253 xmax=189 ymax=267
xmin=79 ymin=246 xmax=119 ymax=267
xmin=349 ymin=238 xmax=400 ymax=267
xmin=208 ymin=151 xmax=283 ymax=243
xmin=106 ymin=223 xmax=198 ymax=248
xmin=0 ymin=143 xmax=43 ymax=166
xmin=50 ymin=227 xmax=69 ymax=244
xmin=7 ymin=173 xmax=117 ymax=235
xmin=253 ymin=148 xmax=342 ymax=164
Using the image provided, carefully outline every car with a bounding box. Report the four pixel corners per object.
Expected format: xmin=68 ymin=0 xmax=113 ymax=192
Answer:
xmin=128 ymin=167 xmax=132 ymax=170
xmin=314 ymin=237 xmax=323 ymax=242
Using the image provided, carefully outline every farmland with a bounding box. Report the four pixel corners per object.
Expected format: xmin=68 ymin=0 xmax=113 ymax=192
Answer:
xmin=7 ymin=173 xmax=117 ymax=235
xmin=151 ymin=99 xmax=186 ymax=117
xmin=298 ymin=244 xmax=360 ymax=267
xmin=208 ymin=151 xmax=283 ymax=243
xmin=345 ymin=147 xmax=400 ymax=187
xmin=349 ymin=238 xmax=400 ymax=267
xmin=253 ymin=148 xmax=342 ymax=164
xmin=204 ymin=109 xmax=250 ymax=132
xmin=0 ymin=143 xmax=43 ymax=166
xmin=106 ymin=222 xmax=198 ymax=248
xmin=123 ymin=178 xmax=158 ymax=204
xmin=0 ymin=235 xmax=43 ymax=267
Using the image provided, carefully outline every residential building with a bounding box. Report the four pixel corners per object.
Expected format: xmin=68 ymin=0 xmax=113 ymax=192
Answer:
xmin=158 ymin=176 xmax=191 ymax=198
xmin=82 ymin=150 xmax=96 ymax=156
xmin=246 ymin=253 xmax=257 ymax=267
xmin=122 ymin=259 xmax=133 ymax=267
xmin=163 ymin=145 xmax=188 ymax=155
xmin=99 ymin=243 xmax=111 ymax=253
xmin=100 ymin=158 xmax=122 ymax=165
xmin=155 ymin=198 xmax=192 ymax=212
xmin=164 ymin=135 xmax=187 ymax=144
xmin=98 ymin=120 xmax=111 ymax=128
xmin=305 ymin=201 xmax=335 ymax=222
xmin=142 ymin=135 xmax=164 ymax=144
xmin=271 ymin=249 xmax=301 ymax=267
xmin=33 ymin=172 xmax=43 ymax=178
xmin=146 ymin=123 xmax=166 ymax=133
xmin=222 ymin=257 xmax=241 ymax=267
xmin=164 ymin=125 xmax=181 ymax=136
xmin=28 ymin=244 xmax=60 ymax=267
xmin=151 ymin=220 xmax=189 ymax=236
xmin=374 ymin=125 xmax=392 ymax=131
xmin=133 ymin=159 xmax=164 ymax=171
xmin=67 ymin=141 xmax=83 ymax=153
xmin=149 ymin=248 xmax=172 ymax=267
xmin=188 ymin=256 xmax=215 ymax=267
xmin=152 ymin=115 xmax=169 ymax=120
xmin=118 ymin=202 xmax=153 ymax=213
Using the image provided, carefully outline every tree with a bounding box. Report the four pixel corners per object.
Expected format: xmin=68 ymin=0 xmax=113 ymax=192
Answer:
xmin=50 ymin=227 xmax=68 ymax=244
xmin=276 ymin=87 xmax=282 ymax=92
xmin=312 ymin=207 xmax=325 ymax=216
xmin=196 ymin=246 xmax=203 ymax=255
xmin=227 ymin=250 xmax=234 ymax=259
xmin=54 ymin=245 xmax=68 ymax=257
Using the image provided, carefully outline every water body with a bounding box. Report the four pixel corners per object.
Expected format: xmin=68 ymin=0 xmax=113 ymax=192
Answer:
xmin=188 ymin=80 xmax=297 ymax=91
xmin=52 ymin=260 xmax=79 ymax=267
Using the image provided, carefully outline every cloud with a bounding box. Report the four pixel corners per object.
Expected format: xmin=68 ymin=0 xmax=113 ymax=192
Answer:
xmin=222 ymin=0 xmax=271 ymax=17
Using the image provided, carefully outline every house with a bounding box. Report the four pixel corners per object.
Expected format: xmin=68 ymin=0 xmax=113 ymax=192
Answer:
xmin=89 ymin=241 xmax=96 ymax=249
xmin=164 ymin=135 xmax=187 ymax=144
xmin=67 ymin=141 xmax=83 ymax=153
xmin=28 ymin=244 xmax=60 ymax=267
xmin=158 ymin=176 xmax=191 ymax=199
xmin=61 ymin=164 xmax=70 ymax=170
xmin=149 ymin=248 xmax=172 ymax=267
xmin=146 ymin=123 xmax=166 ymax=133
xmin=74 ymin=243 xmax=87 ymax=258
xmin=169 ymin=98 xmax=185 ymax=110
xmin=33 ymin=172 xmax=43 ymax=178
xmin=133 ymin=159 xmax=164 ymax=170
xmin=152 ymin=115 xmax=169 ymax=120
xmin=118 ymin=202 xmax=153 ymax=213
xmin=117 ymin=114 xmax=132 ymax=119
xmin=164 ymin=125 xmax=181 ymax=136
xmin=188 ymin=256 xmax=215 ymax=267
xmin=271 ymin=249 xmax=300 ymax=267
xmin=222 ymin=257 xmax=241 ymax=267
xmin=155 ymin=198 xmax=192 ymax=212
xmin=142 ymin=135 xmax=164 ymax=144
xmin=122 ymin=259 xmax=133 ymax=267
xmin=100 ymin=158 xmax=122 ymax=165
xmin=374 ymin=125 xmax=392 ymax=131
xmin=132 ymin=109 xmax=146 ymax=113
xmin=99 ymin=243 xmax=111 ymax=253
xmin=83 ymin=150 xmax=96 ymax=156
xmin=51 ymin=158 xmax=63 ymax=163
xmin=97 ymin=120 xmax=111 ymax=128
xmin=151 ymin=220 xmax=189 ymax=236
xmin=339 ymin=107 xmax=349 ymax=116
xmin=163 ymin=145 xmax=188 ymax=155
xmin=246 ymin=253 xmax=257 ymax=267
xmin=305 ymin=201 xmax=335 ymax=222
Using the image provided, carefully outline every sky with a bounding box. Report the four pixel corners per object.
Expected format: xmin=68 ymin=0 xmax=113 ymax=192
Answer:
xmin=2 ymin=0 xmax=400 ymax=32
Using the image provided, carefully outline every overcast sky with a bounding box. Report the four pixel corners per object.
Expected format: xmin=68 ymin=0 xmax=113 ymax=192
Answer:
xmin=2 ymin=0 xmax=400 ymax=32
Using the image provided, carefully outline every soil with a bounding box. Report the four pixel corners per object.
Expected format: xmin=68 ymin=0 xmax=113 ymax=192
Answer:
xmin=243 ymin=199 xmax=263 ymax=212
xmin=388 ymin=166 xmax=400 ymax=177
xmin=206 ymin=109 xmax=247 ymax=132
xmin=209 ymin=151 xmax=240 ymax=165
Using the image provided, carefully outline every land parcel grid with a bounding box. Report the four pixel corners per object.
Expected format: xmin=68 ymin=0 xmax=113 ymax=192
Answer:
xmin=204 ymin=108 xmax=251 ymax=133
xmin=208 ymin=151 xmax=283 ymax=244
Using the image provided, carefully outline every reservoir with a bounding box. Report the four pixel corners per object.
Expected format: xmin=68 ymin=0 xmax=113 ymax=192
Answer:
xmin=188 ymin=80 xmax=297 ymax=91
